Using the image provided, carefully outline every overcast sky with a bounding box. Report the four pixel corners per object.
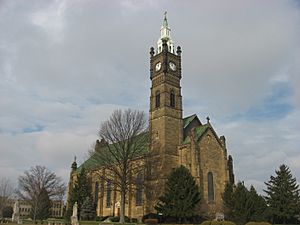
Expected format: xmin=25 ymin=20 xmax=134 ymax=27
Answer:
xmin=0 ymin=0 xmax=299 ymax=194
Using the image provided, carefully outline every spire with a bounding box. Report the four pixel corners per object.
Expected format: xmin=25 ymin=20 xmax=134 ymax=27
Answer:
xmin=162 ymin=11 xmax=168 ymax=28
xmin=157 ymin=11 xmax=175 ymax=54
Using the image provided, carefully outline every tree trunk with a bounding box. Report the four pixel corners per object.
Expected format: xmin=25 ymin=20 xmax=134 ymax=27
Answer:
xmin=120 ymin=190 xmax=126 ymax=224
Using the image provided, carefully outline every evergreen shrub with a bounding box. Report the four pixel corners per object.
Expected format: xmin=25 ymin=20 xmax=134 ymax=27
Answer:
xmin=2 ymin=206 xmax=13 ymax=218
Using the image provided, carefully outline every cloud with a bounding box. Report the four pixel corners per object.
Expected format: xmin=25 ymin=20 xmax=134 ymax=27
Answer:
xmin=0 ymin=0 xmax=299 ymax=195
xmin=217 ymin=108 xmax=300 ymax=193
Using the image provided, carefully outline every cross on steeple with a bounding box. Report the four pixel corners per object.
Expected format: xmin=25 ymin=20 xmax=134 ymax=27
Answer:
xmin=206 ymin=116 xmax=210 ymax=124
xmin=163 ymin=11 xmax=168 ymax=27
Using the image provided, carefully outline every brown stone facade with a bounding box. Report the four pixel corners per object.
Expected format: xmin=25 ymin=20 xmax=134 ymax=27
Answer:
xmin=179 ymin=127 xmax=230 ymax=217
xmin=67 ymin=29 xmax=234 ymax=222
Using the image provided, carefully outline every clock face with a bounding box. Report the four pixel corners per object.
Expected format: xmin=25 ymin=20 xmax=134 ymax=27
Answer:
xmin=169 ymin=61 xmax=176 ymax=71
xmin=155 ymin=62 xmax=161 ymax=71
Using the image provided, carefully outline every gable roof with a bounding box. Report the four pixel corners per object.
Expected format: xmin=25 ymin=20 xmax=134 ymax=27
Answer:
xmin=78 ymin=132 xmax=149 ymax=172
xmin=183 ymin=114 xmax=198 ymax=129
xmin=182 ymin=123 xmax=209 ymax=144
xmin=77 ymin=115 xmax=220 ymax=171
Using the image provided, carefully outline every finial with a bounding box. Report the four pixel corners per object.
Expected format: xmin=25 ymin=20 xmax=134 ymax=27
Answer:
xmin=176 ymin=46 xmax=181 ymax=56
xmin=206 ymin=116 xmax=210 ymax=124
xmin=163 ymin=11 xmax=168 ymax=27
xmin=71 ymin=156 xmax=77 ymax=170
xmin=150 ymin=47 xmax=155 ymax=57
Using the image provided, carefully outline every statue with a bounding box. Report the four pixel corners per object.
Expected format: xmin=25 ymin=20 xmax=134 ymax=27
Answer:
xmin=12 ymin=200 xmax=20 ymax=223
xmin=71 ymin=202 xmax=79 ymax=225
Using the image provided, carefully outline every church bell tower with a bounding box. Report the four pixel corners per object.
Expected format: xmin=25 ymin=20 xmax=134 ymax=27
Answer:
xmin=146 ymin=12 xmax=183 ymax=212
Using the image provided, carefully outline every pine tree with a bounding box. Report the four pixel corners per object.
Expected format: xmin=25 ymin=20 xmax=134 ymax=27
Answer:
xmin=66 ymin=167 xmax=93 ymax=220
xmin=264 ymin=164 xmax=300 ymax=224
xmin=232 ymin=182 xmax=249 ymax=225
xmin=74 ymin=167 xmax=93 ymax=220
xmin=247 ymin=185 xmax=268 ymax=222
xmin=222 ymin=182 xmax=268 ymax=225
xmin=222 ymin=182 xmax=234 ymax=220
xmin=155 ymin=165 xmax=201 ymax=223
xmin=80 ymin=196 xmax=96 ymax=221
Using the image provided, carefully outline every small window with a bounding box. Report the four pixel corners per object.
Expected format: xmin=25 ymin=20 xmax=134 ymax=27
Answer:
xmin=208 ymin=172 xmax=214 ymax=202
xmin=106 ymin=180 xmax=112 ymax=208
xmin=170 ymin=90 xmax=175 ymax=107
xmin=155 ymin=91 xmax=160 ymax=108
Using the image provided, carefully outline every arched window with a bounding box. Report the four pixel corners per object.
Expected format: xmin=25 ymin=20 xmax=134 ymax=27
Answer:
xmin=170 ymin=90 xmax=175 ymax=107
xmin=208 ymin=172 xmax=214 ymax=202
xmin=155 ymin=91 xmax=160 ymax=108
xmin=135 ymin=173 xmax=143 ymax=206
xmin=106 ymin=180 xmax=111 ymax=208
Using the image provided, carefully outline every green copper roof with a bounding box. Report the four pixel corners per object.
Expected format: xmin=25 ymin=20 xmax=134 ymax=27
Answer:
xmin=78 ymin=132 xmax=149 ymax=172
xmin=78 ymin=115 xmax=210 ymax=171
xmin=183 ymin=114 xmax=197 ymax=128
xmin=78 ymin=153 xmax=98 ymax=171
xmin=182 ymin=124 xmax=209 ymax=144
xmin=195 ymin=124 xmax=209 ymax=139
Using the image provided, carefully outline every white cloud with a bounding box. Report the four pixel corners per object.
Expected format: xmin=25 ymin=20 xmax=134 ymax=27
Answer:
xmin=0 ymin=0 xmax=299 ymax=195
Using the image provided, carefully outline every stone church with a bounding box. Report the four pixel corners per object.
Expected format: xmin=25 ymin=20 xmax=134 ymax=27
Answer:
xmin=68 ymin=14 xmax=234 ymax=220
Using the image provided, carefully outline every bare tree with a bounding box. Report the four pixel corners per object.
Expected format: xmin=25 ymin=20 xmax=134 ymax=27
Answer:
xmin=17 ymin=165 xmax=66 ymax=222
xmin=0 ymin=178 xmax=14 ymax=217
xmin=93 ymin=109 xmax=148 ymax=223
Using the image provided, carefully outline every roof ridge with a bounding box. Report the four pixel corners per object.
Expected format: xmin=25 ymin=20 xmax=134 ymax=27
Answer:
xmin=183 ymin=113 xmax=197 ymax=119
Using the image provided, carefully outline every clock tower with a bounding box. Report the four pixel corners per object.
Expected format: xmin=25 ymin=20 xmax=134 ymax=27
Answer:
xmin=146 ymin=12 xmax=183 ymax=212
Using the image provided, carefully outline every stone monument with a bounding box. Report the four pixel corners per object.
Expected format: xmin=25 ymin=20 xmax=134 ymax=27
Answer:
xmin=71 ymin=202 xmax=79 ymax=225
xmin=12 ymin=200 xmax=20 ymax=223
